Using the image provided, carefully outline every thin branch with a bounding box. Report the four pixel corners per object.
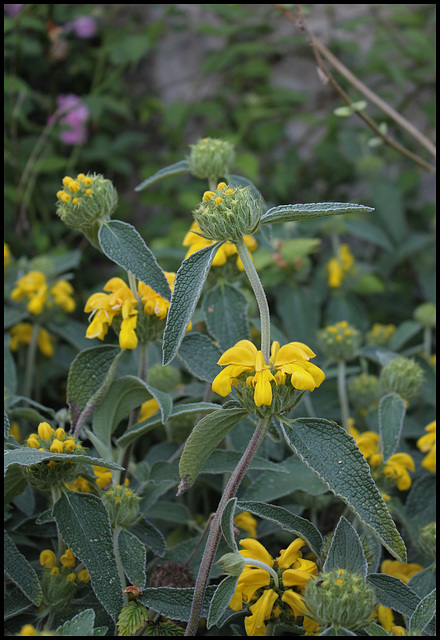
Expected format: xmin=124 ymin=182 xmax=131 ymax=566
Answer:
xmin=273 ymin=4 xmax=436 ymax=173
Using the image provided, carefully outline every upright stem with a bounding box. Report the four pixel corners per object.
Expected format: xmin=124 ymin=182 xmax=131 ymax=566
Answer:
xmin=337 ymin=360 xmax=350 ymax=432
xmin=423 ymin=327 xmax=432 ymax=360
xmin=184 ymin=415 xmax=271 ymax=636
xmin=23 ymin=322 xmax=40 ymax=400
xmin=235 ymin=236 xmax=271 ymax=364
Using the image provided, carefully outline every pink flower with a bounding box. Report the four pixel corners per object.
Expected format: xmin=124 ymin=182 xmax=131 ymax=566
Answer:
xmin=4 ymin=4 xmax=25 ymax=17
xmin=64 ymin=16 xmax=97 ymax=39
xmin=49 ymin=94 xmax=90 ymax=146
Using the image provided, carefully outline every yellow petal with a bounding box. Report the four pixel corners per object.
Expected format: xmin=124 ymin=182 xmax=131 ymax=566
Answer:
xmin=217 ymin=345 xmax=256 ymax=367
xmin=239 ymin=539 xmax=274 ymax=567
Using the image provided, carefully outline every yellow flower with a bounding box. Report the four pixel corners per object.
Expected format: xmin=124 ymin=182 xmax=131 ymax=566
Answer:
xmin=234 ymin=511 xmax=258 ymax=539
xmin=245 ymin=588 xmax=279 ymax=636
xmin=49 ymin=279 xmax=75 ymax=313
xmin=4 ymin=243 xmax=11 ymax=267
xmin=281 ymin=588 xmax=306 ymax=619
xmin=19 ymin=625 xmax=38 ymax=636
xmin=212 ymin=339 xmax=324 ymax=407
xmin=9 ymin=323 xmax=55 ymax=357
xmin=49 ymin=439 xmax=64 ymax=454
xmin=11 ymin=271 xmax=48 ymax=315
xmin=382 ymin=453 xmax=415 ymax=491
xmin=351 ymin=430 xmax=380 ymax=460
xmin=77 ymin=569 xmax=90 ymax=582
xmin=9 ymin=421 xmax=20 ymax=441
xmin=417 ymin=420 xmax=436 ymax=472
xmin=40 ymin=549 xmax=57 ymax=568
xmin=326 ymin=244 xmax=356 ymax=288
xmin=376 ymin=605 xmax=395 ymax=632
xmin=38 ymin=422 xmax=54 ymax=441
xmin=380 ymin=559 xmax=423 ymax=583
xmin=60 ymin=548 xmax=76 ymax=568
xmin=138 ymin=398 xmax=160 ymax=422
xmin=93 ymin=465 xmax=112 ymax=489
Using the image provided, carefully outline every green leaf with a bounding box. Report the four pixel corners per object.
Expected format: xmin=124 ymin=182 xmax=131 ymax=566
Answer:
xmin=221 ymin=498 xmax=239 ymax=552
xmin=177 ymin=407 xmax=249 ymax=495
xmin=378 ymin=393 xmax=406 ymax=462
xmin=388 ymin=320 xmax=422 ymax=351
xmin=117 ymin=601 xmax=149 ymax=636
xmin=56 ymin=609 xmax=96 ymax=636
xmin=409 ymin=588 xmax=436 ymax=634
xmin=260 ymin=202 xmax=373 ymax=225
xmin=320 ymin=627 xmax=356 ymax=636
xmin=177 ymin=332 xmax=222 ymax=383
xmin=367 ymin=573 xmax=421 ymax=618
xmin=52 ymin=491 xmax=124 ymax=621
xmin=4 ymin=530 xmax=43 ymax=606
xmin=236 ymin=500 xmax=323 ymax=557
xmin=117 ymin=529 xmax=147 ymax=589
xmin=200 ymin=450 xmax=289 ymax=475
xmin=207 ymin=575 xmax=239 ymax=629
xmin=281 ymin=417 xmax=406 ymax=562
xmin=66 ymin=345 xmax=123 ymax=426
xmin=4 ymin=587 xmax=33 ymax=622
xmin=4 ymin=465 xmax=28 ymax=503
xmin=98 ymin=220 xmax=171 ymax=300
xmin=345 ymin=219 xmax=394 ymax=252
xmin=4 ymin=334 xmax=17 ymax=398
xmin=362 ymin=622 xmax=391 ymax=635
xmin=202 ymin=283 xmax=250 ymax=350
xmin=408 ymin=564 xmax=436 ymax=599
xmin=116 ymin=401 xmax=220 ymax=448
xmin=4 ymin=446 xmax=123 ymax=474
xmin=130 ymin=518 xmax=166 ymax=558
xmin=135 ymin=160 xmax=191 ymax=191
xmin=139 ymin=586 xmax=217 ymax=622
xmin=162 ymin=243 xmax=222 ymax=365
xmin=323 ymin=515 xmax=368 ymax=576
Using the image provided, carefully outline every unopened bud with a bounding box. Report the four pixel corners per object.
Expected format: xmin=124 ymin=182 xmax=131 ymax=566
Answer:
xmin=414 ymin=302 xmax=436 ymax=329
xmin=217 ymin=552 xmax=246 ymax=577
xmin=317 ymin=321 xmax=362 ymax=362
xmin=380 ymin=356 xmax=424 ymax=401
xmin=187 ymin=137 xmax=235 ymax=182
xmin=417 ymin=522 xmax=436 ymax=561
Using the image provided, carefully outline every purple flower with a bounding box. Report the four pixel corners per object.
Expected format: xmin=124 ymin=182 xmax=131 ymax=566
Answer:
xmin=64 ymin=15 xmax=97 ymax=39
xmin=4 ymin=4 xmax=25 ymax=17
xmin=49 ymin=94 xmax=90 ymax=146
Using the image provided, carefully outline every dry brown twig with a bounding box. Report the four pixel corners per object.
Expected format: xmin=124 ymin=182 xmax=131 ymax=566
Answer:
xmin=273 ymin=4 xmax=436 ymax=174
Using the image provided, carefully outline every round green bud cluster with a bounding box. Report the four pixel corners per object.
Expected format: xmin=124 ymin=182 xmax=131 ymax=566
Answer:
xmin=414 ymin=302 xmax=436 ymax=329
xmin=317 ymin=321 xmax=362 ymax=362
xmin=347 ymin=373 xmax=381 ymax=412
xmin=416 ymin=522 xmax=436 ymax=561
xmin=380 ymin=355 xmax=424 ymax=401
xmin=193 ymin=182 xmax=262 ymax=243
xmin=303 ymin=569 xmax=377 ymax=632
xmin=233 ymin=372 xmax=305 ymax=419
xmin=56 ymin=173 xmax=118 ymax=248
xmin=147 ymin=363 xmax=182 ymax=392
xmin=101 ymin=484 xmax=141 ymax=529
xmin=365 ymin=323 xmax=396 ymax=348
xmin=187 ymin=137 xmax=235 ymax=182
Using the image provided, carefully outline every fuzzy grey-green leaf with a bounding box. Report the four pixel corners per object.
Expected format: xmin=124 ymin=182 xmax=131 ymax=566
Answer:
xmin=98 ymin=220 xmax=171 ymax=300
xmin=221 ymin=498 xmax=239 ymax=551
xmin=56 ymin=609 xmax=96 ymax=636
xmin=177 ymin=332 xmax=222 ymax=382
xmin=260 ymin=202 xmax=373 ymax=225
xmin=281 ymin=417 xmax=406 ymax=562
xmin=139 ymin=586 xmax=217 ymax=622
xmin=162 ymin=243 xmax=222 ymax=365
xmin=323 ymin=515 xmax=368 ymax=576
xmin=4 ymin=530 xmax=42 ymax=606
xmin=367 ymin=573 xmax=421 ymax=618
xmin=117 ymin=529 xmax=147 ymax=589
xmin=207 ymin=575 xmax=239 ymax=629
xmin=409 ymin=588 xmax=436 ymax=634
xmin=135 ymin=160 xmax=191 ymax=191
xmin=178 ymin=407 xmax=249 ymax=495
xmin=53 ymin=491 xmax=124 ymax=621
xmin=4 ymin=446 xmax=123 ymax=474
xmin=378 ymin=392 xmax=406 ymax=462
xmin=202 ymin=283 xmax=250 ymax=350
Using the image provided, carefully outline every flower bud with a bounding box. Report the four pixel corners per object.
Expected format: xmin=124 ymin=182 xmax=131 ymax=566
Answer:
xmin=217 ymin=552 xmax=246 ymax=577
xmin=193 ymin=182 xmax=262 ymax=243
xmin=101 ymin=484 xmax=141 ymax=528
xmin=187 ymin=137 xmax=235 ymax=182
xmin=347 ymin=373 xmax=381 ymax=413
xmin=380 ymin=356 xmax=424 ymax=401
xmin=55 ymin=173 xmax=118 ymax=248
xmin=317 ymin=321 xmax=362 ymax=362
xmin=414 ymin=302 xmax=436 ymax=329
xmin=146 ymin=363 xmax=182 ymax=392
xmin=38 ymin=422 xmax=55 ymax=441
xmin=303 ymin=569 xmax=377 ymax=631
xmin=365 ymin=323 xmax=396 ymax=348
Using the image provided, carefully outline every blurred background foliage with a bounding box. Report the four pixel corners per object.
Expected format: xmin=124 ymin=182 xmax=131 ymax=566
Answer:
xmin=5 ymin=3 xmax=436 ymax=363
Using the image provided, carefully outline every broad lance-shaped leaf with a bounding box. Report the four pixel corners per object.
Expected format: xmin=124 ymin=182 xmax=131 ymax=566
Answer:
xmin=4 ymin=446 xmax=123 ymax=474
xmin=378 ymin=392 xmax=406 ymax=462
xmin=98 ymin=220 xmax=171 ymax=300
xmin=221 ymin=498 xmax=239 ymax=552
xmin=117 ymin=529 xmax=147 ymax=589
xmin=162 ymin=242 xmax=222 ymax=366
xmin=139 ymin=586 xmax=217 ymax=622
xmin=207 ymin=575 xmax=239 ymax=630
xmin=134 ymin=159 xmax=191 ymax=191
xmin=281 ymin=417 xmax=406 ymax=562
xmin=177 ymin=407 xmax=249 ymax=495
xmin=409 ymin=588 xmax=436 ymax=634
xmin=53 ymin=491 xmax=123 ymax=621
xmin=4 ymin=530 xmax=42 ymax=606
xmin=202 ymin=282 xmax=250 ymax=350
xmin=322 ymin=515 xmax=368 ymax=576
xmin=260 ymin=202 xmax=373 ymax=225
xmin=177 ymin=332 xmax=222 ymax=383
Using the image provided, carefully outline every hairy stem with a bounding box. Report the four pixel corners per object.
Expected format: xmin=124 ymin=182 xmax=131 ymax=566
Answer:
xmin=337 ymin=360 xmax=350 ymax=432
xmin=184 ymin=415 xmax=271 ymax=636
xmin=235 ymin=236 xmax=271 ymax=364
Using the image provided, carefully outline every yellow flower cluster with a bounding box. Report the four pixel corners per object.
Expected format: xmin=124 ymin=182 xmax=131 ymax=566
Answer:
xmin=212 ymin=339 xmax=325 ymax=407
xmin=39 ymin=547 xmax=90 ymax=582
xmin=11 ymin=270 xmax=75 ymax=315
xmin=234 ymin=511 xmax=258 ymax=539
xmin=326 ymin=244 xmax=356 ymax=288
xmin=4 ymin=242 xmax=11 ymax=267
xmin=366 ymin=323 xmax=396 ymax=347
xmin=229 ymin=538 xmax=318 ymax=636
xmin=9 ymin=322 xmax=55 ymax=357
xmin=349 ymin=424 xmax=415 ymax=491
xmin=84 ymin=273 xmax=183 ymax=350
xmin=26 ymin=422 xmax=82 ymax=456
xmin=183 ymin=220 xmax=258 ymax=271
xmin=18 ymin=625 xmax=56 ymax=636
xmin=64 ymin=465 xmax=116 ymax=493
xmin=56 ymin=173 xmax=94 ymax=206
xmin=417 ymin=420 xmax=436 ymax=472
